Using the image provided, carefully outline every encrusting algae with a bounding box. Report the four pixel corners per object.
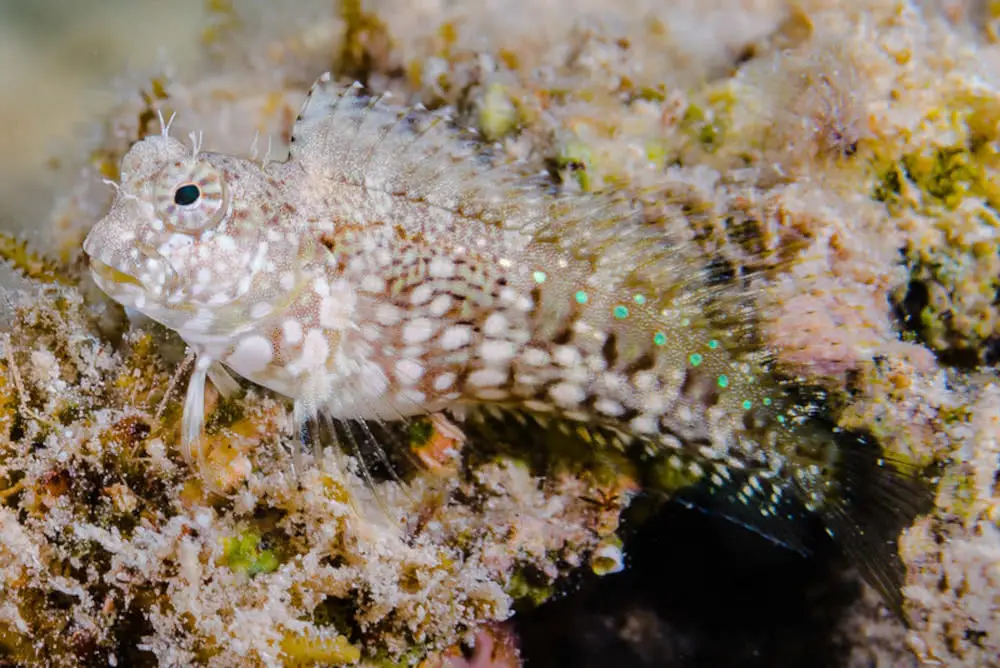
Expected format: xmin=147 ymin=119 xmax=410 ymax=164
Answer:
xmin=3 ymin=0 xmax=1000 ymax=666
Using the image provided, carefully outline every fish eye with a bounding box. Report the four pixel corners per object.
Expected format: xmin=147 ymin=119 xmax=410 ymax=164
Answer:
xmin=173 ymin=183 xmax=201 ymax=206
xmin=155 ymin=161 xmax=228 ymax=234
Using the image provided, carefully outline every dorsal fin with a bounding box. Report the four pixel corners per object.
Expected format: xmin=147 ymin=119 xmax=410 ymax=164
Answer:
xmin=285 ymin=74 xmax=799 ymax=363
xmin=286 ymin=73 xmax=549 ymax=234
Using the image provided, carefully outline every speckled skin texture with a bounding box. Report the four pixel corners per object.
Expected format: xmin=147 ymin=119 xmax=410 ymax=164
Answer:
xmin=83 ymin=72 xmax=924 ymax=611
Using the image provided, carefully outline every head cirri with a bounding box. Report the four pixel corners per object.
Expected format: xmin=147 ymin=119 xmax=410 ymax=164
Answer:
xmin=83 ymin=134 xmax=317 ymax=342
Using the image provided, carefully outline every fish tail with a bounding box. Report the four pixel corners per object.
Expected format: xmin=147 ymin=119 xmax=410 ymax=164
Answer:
xmin=668 ymin=414 xmax=935 ymax=621
xmin=807 ymin=427 xmax=935 ymax=620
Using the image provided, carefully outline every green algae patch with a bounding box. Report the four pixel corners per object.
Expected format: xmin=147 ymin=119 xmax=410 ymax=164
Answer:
xmin=204 ymin=395 xmax=247 ymax=435
xmin=221 ymin=531 xmax=280 ymax=577
xmin=555 ymin=139 xmax=595 ymax=191
xmin=872 ymin=159 xmax=903 ymax=204
xmin=406 ymin=416 xmax=435 ymax=447
xmin=939 ymin=469 xmax=978 ymax=521
xmin=479 ymin=83 xmax=520 ymax=142
xmin=507 ymin=566 xmax=556 ymax=609
xmin=894 ymin=146 xmax=1000 ymax=211
xmin=872 ymin=92 xmax=1000 ymax=212
xmin=681 ymin=103 xmax=723 ymax=152
xmin=679 ymin=85 xmax=737 ymax=155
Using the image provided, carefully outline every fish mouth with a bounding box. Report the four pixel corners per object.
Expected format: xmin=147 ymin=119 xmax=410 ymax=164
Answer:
xmin=89 ymin=257 xmax=144 ymax=289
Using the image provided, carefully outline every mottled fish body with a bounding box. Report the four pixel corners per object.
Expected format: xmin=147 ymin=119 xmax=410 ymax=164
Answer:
xmin=83 ymin=73 xmax=930 ymax=616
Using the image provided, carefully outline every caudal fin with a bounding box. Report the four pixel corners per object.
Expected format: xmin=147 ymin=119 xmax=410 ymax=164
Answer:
xmin=811 ymin=429 xmax=936 ymax=620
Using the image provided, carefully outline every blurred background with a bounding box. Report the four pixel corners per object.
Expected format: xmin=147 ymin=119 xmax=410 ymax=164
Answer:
xmin=0 ymin=0 xmax=204 ymax=233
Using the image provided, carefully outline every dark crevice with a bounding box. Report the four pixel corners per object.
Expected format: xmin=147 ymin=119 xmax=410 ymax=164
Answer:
xmin=893 ymin=279 xmax=929 ymax=340
xmin=893 ymin=276 xmax=1000 ymax=369
xmin=516 ymin=499 xmax=859 ymax=668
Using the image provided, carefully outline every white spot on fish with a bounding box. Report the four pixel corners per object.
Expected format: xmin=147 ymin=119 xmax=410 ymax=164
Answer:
xmin=522 ymin=348 xmax=550 ymax=367
xmin=483 ymin=312 xmax=508 ymax=337
xmin=480 ymin=339 xmax=515 ymax=364
xmin=410 ymin=284 xmax=434 ymax=305
xmin=440 ymin=326 xmax=472 ymax=350
xmin=549 ymin=381 xmax=585 ymax=407
xmin=553 ymin=346 xmax=582 ymax=367
xmin=403 ymin=318 xmax=435 ymax=344
xmin=433 ymin=372 xmax=456 ymax=391
xmin=228 ymin=335 xmax=274 ymax=374
xmin=429 ymin=294 xmax=453 ymax=316
xmin=428 ymin=257 xmax=455 ymax=278
xmin=250 ymin=302 xmax=273 ymax=319
xmin=289 ymin=328 xmax=329 ymax=375
xmin=594 ymin=398 xmax=625 ymax=416
xmin=282 ymin=319 xmax=303 ymax=345
xmin=629 ymin=415 xmax=658 ymax=435
xmin=375 ymin=303 xmax=402 ymax=326
xmin=467 ymin=367 xmax=506 ymax=388
xmin=395 ymin=358 xmax=424 ymax=384
xmin=318 ymin=280 xmax=357 ymax=330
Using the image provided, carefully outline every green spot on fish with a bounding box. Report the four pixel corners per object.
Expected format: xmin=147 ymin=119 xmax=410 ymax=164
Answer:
xmin=575 ymin=290 xmax=588 ymax=304
xmin=689 ymin=353 xmax=703 ymax=367
xmin=717 ymin=374 xmax=729 ymax=389
xmin=653 ymin=332 xmax=666 ymax=346
xmin=613 ymin=305 xmax=629 ymax=319
xmin=533 ymin=270 xmax=547 ymax=284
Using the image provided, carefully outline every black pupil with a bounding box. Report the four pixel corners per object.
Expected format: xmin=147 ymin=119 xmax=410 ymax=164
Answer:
xmin=174 ymin=184 xmax=201 ymax=206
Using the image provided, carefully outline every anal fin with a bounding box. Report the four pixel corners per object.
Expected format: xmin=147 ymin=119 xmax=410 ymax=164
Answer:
xmin=669 ymin=465 xmax=814 ymax=558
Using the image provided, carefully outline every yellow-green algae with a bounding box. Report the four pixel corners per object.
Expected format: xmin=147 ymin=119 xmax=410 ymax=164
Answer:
xmin=0 ymin=232 xmax=77 ymax=287
xmin=872 ymin=92 xmax=1000 ymax=365
xmin=221 ymin=530 xmax=281 ymax=577
xmin=478 ymin=83 xmax=520 ymax=142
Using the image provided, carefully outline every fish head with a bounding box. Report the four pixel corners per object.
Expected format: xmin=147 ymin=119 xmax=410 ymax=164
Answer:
xmin=84 ymin=134 xmax=319 ymax=341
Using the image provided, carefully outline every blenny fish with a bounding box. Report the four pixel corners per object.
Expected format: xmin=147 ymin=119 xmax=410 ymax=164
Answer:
xmin=83 ymin=72 xmax=930 ymax=615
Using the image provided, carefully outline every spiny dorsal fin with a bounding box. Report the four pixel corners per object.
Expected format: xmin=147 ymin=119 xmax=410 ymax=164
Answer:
xmin=287 ymin=75 xmax=800 ymax=365
xmin=287 ymin=73 xmax=549 ymax=236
